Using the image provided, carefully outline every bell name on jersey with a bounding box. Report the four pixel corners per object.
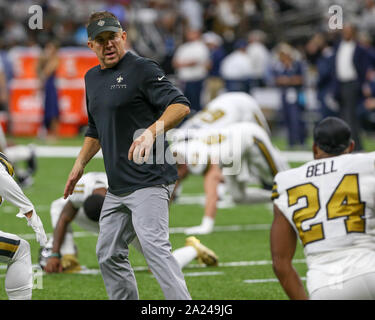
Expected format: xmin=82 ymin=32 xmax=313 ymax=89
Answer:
xmin=305 ymin=159 xmax=337 ymax=177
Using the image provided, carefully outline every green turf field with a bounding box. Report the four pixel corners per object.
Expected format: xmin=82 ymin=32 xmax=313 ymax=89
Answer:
xmin=0 ymin=133 xmax=374 ymax=300
xmin=0 ymin=157 xmax=306 ymax=300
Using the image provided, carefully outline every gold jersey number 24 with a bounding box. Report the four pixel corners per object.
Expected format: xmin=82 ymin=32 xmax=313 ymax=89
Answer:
xmin=287 ymin=174 xmax=365 ymax=246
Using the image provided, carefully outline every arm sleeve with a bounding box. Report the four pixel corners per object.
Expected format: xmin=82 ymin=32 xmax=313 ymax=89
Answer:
xmin=84 ymin=79 xmax=99 ymax=139
xmin=0 ymin=167 xmax=34 ymax=215
xmin=140 ymin=59 xmax=190 ymax=112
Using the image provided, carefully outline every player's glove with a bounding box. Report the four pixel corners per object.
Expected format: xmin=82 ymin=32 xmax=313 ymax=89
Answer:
xmin=17 ymin=211 xmax=48 ymax=246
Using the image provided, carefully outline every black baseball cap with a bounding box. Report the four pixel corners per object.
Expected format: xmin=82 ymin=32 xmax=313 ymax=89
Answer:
xmin=87 ymin=17 xmax=122 ymax=40
xmin=313 ymin=117 xmax=352 ymax=154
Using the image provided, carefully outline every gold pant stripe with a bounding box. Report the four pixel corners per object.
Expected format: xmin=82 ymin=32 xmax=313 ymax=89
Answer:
xmin=254 ymin=114 xmax=268 ymax=133
xmin=0 ymin=242 xmax=19 ymax=253
xmin=0 ymin=239 xmax=20 ymax=258
xmin=253 ymin=137 xmax=278 ymax=177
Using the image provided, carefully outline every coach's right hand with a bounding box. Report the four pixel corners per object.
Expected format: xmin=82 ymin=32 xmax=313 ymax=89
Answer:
xmin=64 ymin=162 xmax=84 ymax=199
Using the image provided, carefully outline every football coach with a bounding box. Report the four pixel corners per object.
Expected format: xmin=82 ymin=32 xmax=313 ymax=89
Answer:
xmin=63 ymin=11 xmax=191 ymax=300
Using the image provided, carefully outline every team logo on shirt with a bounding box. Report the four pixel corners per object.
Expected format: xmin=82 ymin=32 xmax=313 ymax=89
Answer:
xmin=111 ymin=74 xmax=127 ymax=89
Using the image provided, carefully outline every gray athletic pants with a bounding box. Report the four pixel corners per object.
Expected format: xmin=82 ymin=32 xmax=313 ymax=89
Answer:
xmin=96 ymin=184 xmax=191 ymax=300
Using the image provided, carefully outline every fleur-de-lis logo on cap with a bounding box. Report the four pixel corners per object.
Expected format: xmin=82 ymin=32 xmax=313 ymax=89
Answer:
xmin=97 ymin=20 xmax=105 ymax=26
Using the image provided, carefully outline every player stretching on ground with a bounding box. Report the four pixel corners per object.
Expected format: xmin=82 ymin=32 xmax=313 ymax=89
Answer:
xmin=41 ymin=172 xmax=218 ymax=273
xmin=171 ymin=122 xmax=289 ymax=235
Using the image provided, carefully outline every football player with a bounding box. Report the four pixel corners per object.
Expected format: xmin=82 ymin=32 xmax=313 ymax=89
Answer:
xmin=0 ymin=125 xmax=37 ymax=188
xmin=171 ymin=122 xmax=289 ymax=235
xmin=271 ymin=117 xmax=375 ymax=300
xmin=41 ymin=172 xmax=218 ymax=273
xmin=176 ymin=91 xmax=270 ymax=135
xmin=0 ymin=152 xmax=47 ymax=299
xmin=169 ymin=92 xmax=271 ymax=203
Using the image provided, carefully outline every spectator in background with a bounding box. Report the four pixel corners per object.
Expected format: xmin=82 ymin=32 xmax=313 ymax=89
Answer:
xmin=332 ymin=23 xmax=371 ymax=151
xmin=358 ymin=0 xmax=375 ymax=37
xmin=202 ymin=31 xmax=226 ymax=103
xmin=315 ymin=36 xmax=338 ymax=119
xmin=130 ymin=3 xmax=167 ymax=64
xmin=1 ymin=18 xmax=27 ymax=47
xmin=179 ymin=0 xmax=204 ymax=30
xmin=357 ymin=30 xmax=375 ymax=65
xmin=306 ymin=33 xmax=337 ymax=120
xmin=37 ymin=40 xmax=60 ymax=141
xmin=246 ymin=30 xmax=270 ymax=90
xmin=73 ymin=23 xmax=89 ymax=47
xmin=158 ymin=9 xmax=185 ymax=76
xmin=173 ymin=28 xmax=210 ymax=112
xmin=360 ymin=67 xmax=375 ymax=128
xmin=216 ymin=0 xmax=241 ymax=32
xmin=272 ymin=42 xmax=306 ymax=149
xmin=220 ymin=39 xmax=252 ymax=93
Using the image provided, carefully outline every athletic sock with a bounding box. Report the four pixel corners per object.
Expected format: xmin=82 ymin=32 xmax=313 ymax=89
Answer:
xmin=172 ymin=246 xmax=197 ymax=269
xmin=201 ymin=216 xmax=214 ymax=231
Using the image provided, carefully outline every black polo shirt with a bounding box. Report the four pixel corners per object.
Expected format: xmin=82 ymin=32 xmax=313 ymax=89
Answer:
xmin=84 ymin=51 xmax=190 ymax=195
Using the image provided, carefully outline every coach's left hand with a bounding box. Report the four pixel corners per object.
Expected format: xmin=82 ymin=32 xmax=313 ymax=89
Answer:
xmin=64 ymin=162 xmax=84 ymax=199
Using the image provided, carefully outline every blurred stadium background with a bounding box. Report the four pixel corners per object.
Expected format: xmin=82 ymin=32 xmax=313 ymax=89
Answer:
xmin=1 ymin=0 xmax=375 ymax=141
xmin=1 ymin=0 xmax=375 ymax=300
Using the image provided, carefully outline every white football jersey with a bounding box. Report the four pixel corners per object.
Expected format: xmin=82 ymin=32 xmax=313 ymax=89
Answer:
xmin=171 ymin=122 xmax=288 ymax=182
xmin=174 ymin=92 xmax=270 ymax=141
xmin=0 ymin=153 xmax=34 ymax=215
xmin=204 ymin=92 xmax=270 ymax=134
xmin=51 ymin=172 xmax=108 ymax=233
xmin=273 ymin=152 xmax=375 ymax=293
xmin=69 ymin=172 xmax=108 ymax=209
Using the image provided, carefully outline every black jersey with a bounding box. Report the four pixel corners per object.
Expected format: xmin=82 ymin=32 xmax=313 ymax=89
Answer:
xmin=84 ymin=51 xmax=190 ymax=195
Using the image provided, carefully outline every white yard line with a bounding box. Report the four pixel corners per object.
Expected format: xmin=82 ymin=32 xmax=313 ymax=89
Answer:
xmin=170 ymin=224 xmax=271 ymax=234
xmin=183 ymin=271 xmax=224 ymax=277
xmin=15 ymin=230 xmax=97 ymax=241
xmin=244 ymin=277 xmax=306 ymax=284
xmin=0 ymin=259 xmax=306 ymax=272
xmin=1 ymin=204 xmax=51 ymax=214
xmin=32 ymin=146 xmax=311 ymax=163
xmin=5 ymin=223 xmax=270 ymax=242
xmin=2 ymin=196 xmax=271 ymax=213
xmin=174 ymin=195 xmax=236 ymax=208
